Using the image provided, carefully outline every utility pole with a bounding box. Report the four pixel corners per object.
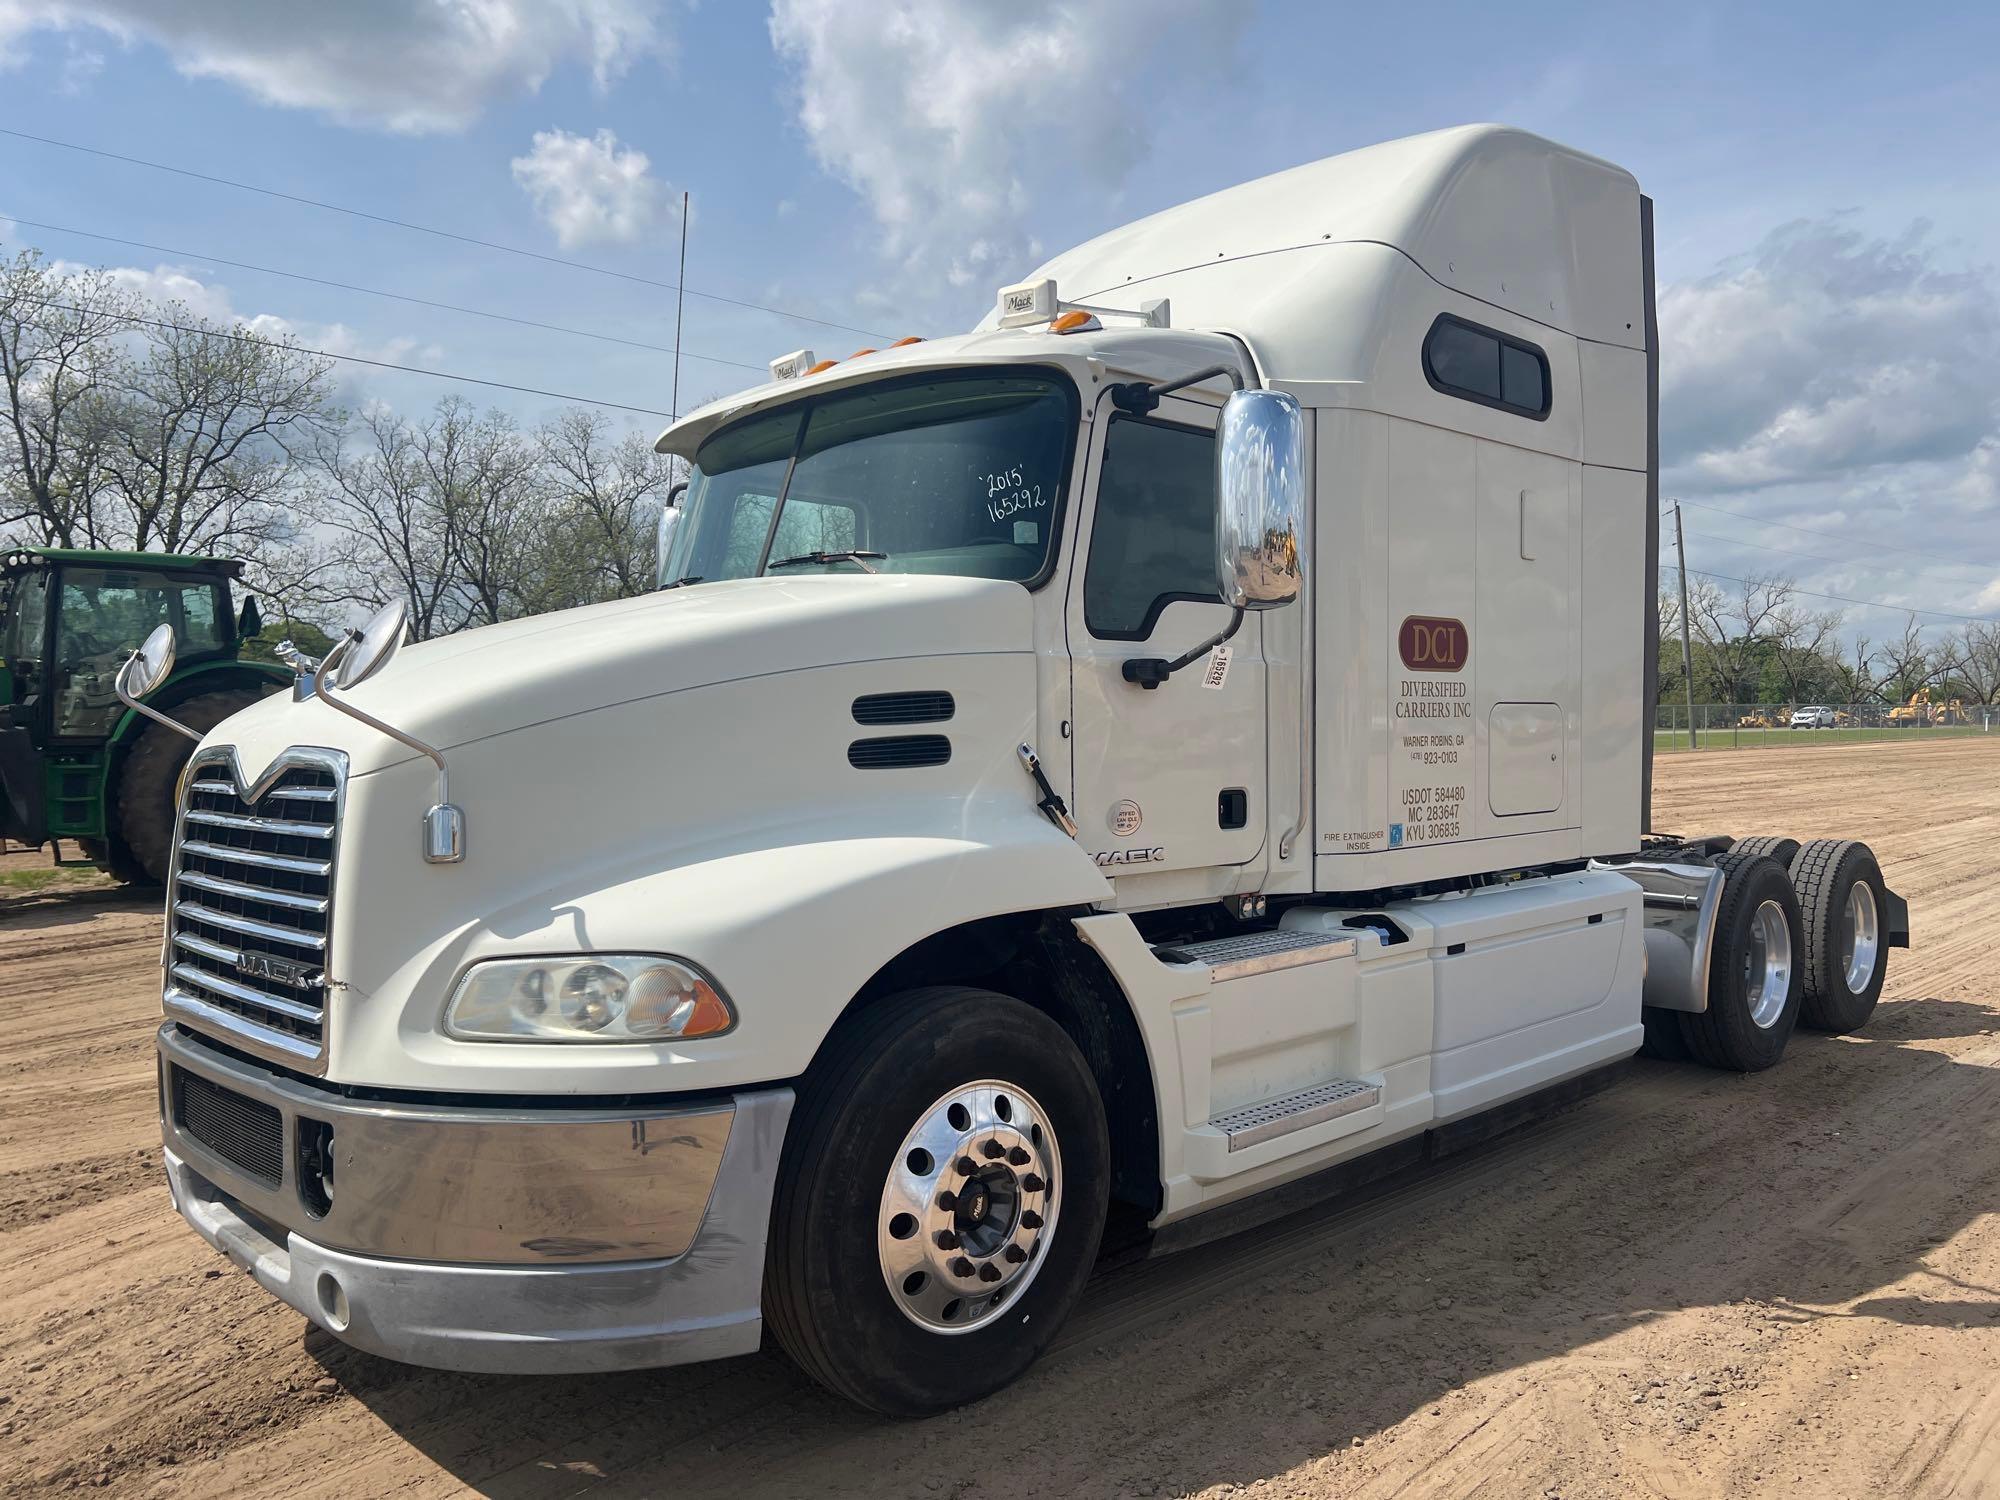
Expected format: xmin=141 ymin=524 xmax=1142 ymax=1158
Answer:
xmin=1673 ymin=498 xmax=1698 ymax=750
xmin=671 ymin=189 xmax=689 ymax=421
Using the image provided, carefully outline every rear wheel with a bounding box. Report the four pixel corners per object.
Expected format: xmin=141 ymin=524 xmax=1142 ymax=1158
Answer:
xmin=1790 ymin=839 xmax=1890 ymax=1033
xmin=763 ymin=986 xmax=1110 ymax=1415
xmin=1680 ymin=851 xmax=1803 ymax=1072
xmin=115 ymin=689 xmax=262 ymax=883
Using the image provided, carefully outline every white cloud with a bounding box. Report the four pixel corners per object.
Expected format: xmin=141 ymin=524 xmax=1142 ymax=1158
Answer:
xmin=1662 ymin=217 xmax=2000 ymax=493
xmin=0 ymin=0 xmax=668 ymax=132
xmin=511 ymin=128 xmax=670 ymax=250
xmin=54 ymin=259 xmax=436 ymax=371
xmin=768 ymin=0 xmax=1244 ymax=290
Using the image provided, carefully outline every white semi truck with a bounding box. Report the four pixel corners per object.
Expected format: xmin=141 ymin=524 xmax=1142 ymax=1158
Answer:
xmin=139 ymin=125 xmax=1908 ymax=1415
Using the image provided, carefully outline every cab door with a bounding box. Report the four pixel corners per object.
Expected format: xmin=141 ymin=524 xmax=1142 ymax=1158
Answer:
xmin=1064 ymin=390 xmax=1266 ymax=878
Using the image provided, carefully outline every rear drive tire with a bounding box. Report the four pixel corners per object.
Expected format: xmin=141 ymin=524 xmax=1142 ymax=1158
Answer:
xmin=115 ymin=689 xmax=262 ymax=883
xmin=1679 ymin=851 xmax=1804 ymax=1072
xmin=763 ymin=986 xmax=1110 ymax=1416
xmin=1790 ymin=839 xmax=1890 ymax=1034
xmin=1729 ymin=835 xmax=1801 ymax=867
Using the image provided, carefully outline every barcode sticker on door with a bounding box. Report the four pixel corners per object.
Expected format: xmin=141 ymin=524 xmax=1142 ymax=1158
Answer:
xmin=1201 ymin=644 xmax=1233 ymax=690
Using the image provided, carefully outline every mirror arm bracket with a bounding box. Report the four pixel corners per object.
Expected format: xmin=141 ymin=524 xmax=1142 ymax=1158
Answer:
xmin=317 ymin=635 xmax=465 ymax=865
xmin=115 ymin=677 xmax=204 ymax=743
xmin=1109 ymin=363 xmax=1245 ymax=417
xmin=1122 ymin=607 xmax=1245 ymax=690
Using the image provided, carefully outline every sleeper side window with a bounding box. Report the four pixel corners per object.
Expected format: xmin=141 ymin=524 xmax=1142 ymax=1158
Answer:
xmin=1084 ymin=417 xmax=1217 ymax=640
xmin=1422 ymin=314 xmax=1551 ymax=420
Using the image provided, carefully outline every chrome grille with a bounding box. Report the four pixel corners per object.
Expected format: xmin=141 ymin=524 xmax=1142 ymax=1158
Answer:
xmin=165 ymin=749 xmax=344 ymax=1073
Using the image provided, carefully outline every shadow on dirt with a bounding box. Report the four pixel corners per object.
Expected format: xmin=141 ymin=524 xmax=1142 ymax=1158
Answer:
xmin=315 ymin=997 xmax=2000 ymax=1498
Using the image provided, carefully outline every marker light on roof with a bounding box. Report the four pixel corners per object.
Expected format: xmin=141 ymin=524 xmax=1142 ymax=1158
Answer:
xmin=770 ymin=349 xmax=816 ymax=381
xmin=890 ymin=335 xmax=924 ymax=347
xmin=1049 ymin=310 xmax=1099 ymax=334
xmin=806 ymin=359 xmax=838 ymax=375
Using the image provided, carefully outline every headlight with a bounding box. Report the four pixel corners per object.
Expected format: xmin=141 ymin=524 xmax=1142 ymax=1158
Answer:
xmin=444 ymin=955 xmax=736 ymax=1042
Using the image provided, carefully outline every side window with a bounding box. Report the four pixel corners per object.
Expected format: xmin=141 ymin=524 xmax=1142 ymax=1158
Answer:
xmin=1084 ymin=417 xmax=1217 ymax=639
xmin=1422 ymin=314 xmax=1550 ymax=419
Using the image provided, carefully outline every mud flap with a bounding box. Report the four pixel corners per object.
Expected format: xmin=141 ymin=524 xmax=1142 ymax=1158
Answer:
xmin=1883 ymin=887 xmax=1911 ymax=948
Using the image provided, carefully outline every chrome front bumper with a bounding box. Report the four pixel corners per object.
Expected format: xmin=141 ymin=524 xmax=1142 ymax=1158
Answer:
xmin=157 ymin=1023 xmax=794 ymax=1373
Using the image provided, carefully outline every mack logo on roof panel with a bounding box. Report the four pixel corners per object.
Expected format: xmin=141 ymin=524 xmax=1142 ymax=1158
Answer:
xmin=1398 ymin=615 xmax=1468 ymax=673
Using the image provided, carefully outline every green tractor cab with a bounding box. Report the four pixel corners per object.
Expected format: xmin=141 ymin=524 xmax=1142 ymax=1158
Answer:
xmin=0 ymin=548 xmax=289 ymax=882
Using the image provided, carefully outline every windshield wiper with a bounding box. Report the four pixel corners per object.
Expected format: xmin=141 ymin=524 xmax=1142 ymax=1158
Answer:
xmin=655 ymin=575 xmax=704 ymax=590
xmin=767 ymin=550 xmax=887 ymax=574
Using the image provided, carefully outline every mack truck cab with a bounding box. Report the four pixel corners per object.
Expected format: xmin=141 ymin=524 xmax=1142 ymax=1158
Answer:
xmin=149 ymin=126 xmax=1908 ymax=1415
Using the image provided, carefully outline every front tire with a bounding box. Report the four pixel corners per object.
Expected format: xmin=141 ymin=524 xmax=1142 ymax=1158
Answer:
xmin=763 ymin=986 xmax=1110 ymax=1416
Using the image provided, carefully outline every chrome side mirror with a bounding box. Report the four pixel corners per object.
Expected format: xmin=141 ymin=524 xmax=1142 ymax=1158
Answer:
xmin=116 ymin=624 xmax=202 ymax=742
xmin=327 ymin=597 xmax=407 ymax=689
xmin=656 ymin=480 xmax=689 ymax=587
xmin=118 ymin=623 xmax=176 ymax=699
xmin=1215 ymin=389 xmax=1305 ymax=609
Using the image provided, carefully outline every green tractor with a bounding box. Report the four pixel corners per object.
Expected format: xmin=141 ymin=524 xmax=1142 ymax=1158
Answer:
xmin=0 ymin=548 xmax=289 ymax=882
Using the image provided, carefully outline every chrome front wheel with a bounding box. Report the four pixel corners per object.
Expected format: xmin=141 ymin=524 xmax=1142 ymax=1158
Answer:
xmin=878 ymin=1080 xmax=1061 ymax=1334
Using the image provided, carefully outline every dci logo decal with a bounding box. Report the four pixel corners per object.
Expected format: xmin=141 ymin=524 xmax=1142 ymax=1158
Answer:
xmin=1397 ymin=615 xmax=1468 ymax=673
xmin=1108 ymin=799 xmax=1144 ymax=836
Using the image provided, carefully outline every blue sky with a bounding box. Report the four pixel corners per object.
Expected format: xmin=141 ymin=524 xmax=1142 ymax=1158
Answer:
xmin=2 ymin=0 xmax=1996 ymax=635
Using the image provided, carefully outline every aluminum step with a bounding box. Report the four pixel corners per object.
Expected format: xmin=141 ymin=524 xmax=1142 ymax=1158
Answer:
xmin=1209 ymin=1078 xmax=1381 ymax=1152
xmin=1157 ymin=928 xmax=1357 ymax=981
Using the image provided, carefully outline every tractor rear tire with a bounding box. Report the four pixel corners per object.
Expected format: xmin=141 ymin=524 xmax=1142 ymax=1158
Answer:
xmin=116 ymin=690 xmax=263 ymax=884
xmin=1679 ymin=851 xmax=1804 ymax=1072
xmin=1729 ymin=835 xmax=1801 ymax=867
xmin=1790 ymin=839 xmax=1890 ymax=1034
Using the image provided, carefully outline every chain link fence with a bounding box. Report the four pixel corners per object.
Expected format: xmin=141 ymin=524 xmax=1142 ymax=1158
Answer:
xmin=1655 ymin=701 xmax=2000 ymax=752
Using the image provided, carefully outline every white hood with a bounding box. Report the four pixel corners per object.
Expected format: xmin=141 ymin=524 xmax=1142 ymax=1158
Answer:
xmin=213 ymin=574 xmax=1034 ymax=779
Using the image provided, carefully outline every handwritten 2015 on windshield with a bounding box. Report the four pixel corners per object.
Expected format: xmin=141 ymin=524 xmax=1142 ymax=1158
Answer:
xmin=981 ymin=466 xmax=1045 ymax=524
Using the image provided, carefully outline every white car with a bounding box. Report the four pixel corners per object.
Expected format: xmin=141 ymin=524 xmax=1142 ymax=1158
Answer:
xmin=1791 ymin=706 xmax=1837 ymax=728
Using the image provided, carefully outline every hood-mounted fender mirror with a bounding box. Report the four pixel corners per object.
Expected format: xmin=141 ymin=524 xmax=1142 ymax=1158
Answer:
xmin=116 ymin=624 xmax=203 ymax=742
xmin=316 ymin=599 xmax=465 ymax=865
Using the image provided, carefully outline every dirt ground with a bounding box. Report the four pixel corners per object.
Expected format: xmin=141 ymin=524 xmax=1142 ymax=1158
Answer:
xmin=3 ymin=736 xmax=1998 ymax=1499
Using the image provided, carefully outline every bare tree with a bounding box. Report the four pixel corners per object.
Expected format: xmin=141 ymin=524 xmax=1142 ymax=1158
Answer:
xmin=1872 ymin=613 xmax=1947 ymax=703
xmin=531 ymin=409 xmax=674 ymax=606
xmin=0 ymin=251 xmax=134 ymax=547
xmin=1953 ymin=621 xmax=2000 ymax=704
xmin=1769 ymin=602 xmax=1846 ymax=704
xmin=97 ymin=302 xmax=337 ymax=557
xmin=1688 ymin=572 xmax=1791 ymax=702
xmin=308 ymin=406 xmax=463 ymax=641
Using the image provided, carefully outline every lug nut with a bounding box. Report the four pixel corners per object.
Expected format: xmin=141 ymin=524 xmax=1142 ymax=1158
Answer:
xmin=955 ymin=1156 xmax=978 ymax=1176
xmin=978 ymin=1263 xmax=1003 ymax=1283
xmin=936 ymin=1190 xmax=958 ymax=1212
xmin=1021 ymin=1174 xmax=1045 ymax=1194
xmin=1007 ymin=1147 xmax=1031 ymax=1166
xmin=981 ymin=1140 xmax=1005 ymax=1160
xmin=1021 ymin=1209 xmax=1043 ymax=1230
xmin=935 ymin=1229 xmax=959 ymax=1251
xmin=950 ymin=1256 xmax=975 ymax=1278
xmin=1004 ymin=1244 xmax=1027 ymax=1264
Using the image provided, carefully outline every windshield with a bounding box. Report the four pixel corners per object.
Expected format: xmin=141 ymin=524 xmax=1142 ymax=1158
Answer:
xmin=50 ymin=566 xmax=228 ymax=739
xmin=661 ymin=370 xmax=1077 ymax=587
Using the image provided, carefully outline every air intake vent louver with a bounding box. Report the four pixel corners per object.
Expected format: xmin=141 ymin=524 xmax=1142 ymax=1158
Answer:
xmin=852 ymin=690 xmax=955 ymax=725
xmin=848 ymin=734 xmax=951 ymax=769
